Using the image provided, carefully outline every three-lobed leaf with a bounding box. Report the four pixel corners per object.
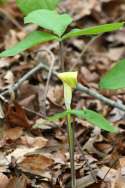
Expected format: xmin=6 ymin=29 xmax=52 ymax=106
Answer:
xmin=100 ymin=59 xmax=125 ymax=89
xmin=0 ymin=31 xmax=57 ymax=57
xmin=16 ymin=0 xmax=60 ymax=15
xmin=71 ymin=109 xmax=118 ymax=132
xmin=62 ymin=22 xmax=124 ymax=39
xmin=24 ymin=9 xmax=72 ymax=37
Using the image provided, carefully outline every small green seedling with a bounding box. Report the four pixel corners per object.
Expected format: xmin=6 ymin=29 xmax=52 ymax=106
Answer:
xmin=47 ymin=71 xmax=118 ymax=188
xmin=0 ymin=9 xmax=124 ymax=57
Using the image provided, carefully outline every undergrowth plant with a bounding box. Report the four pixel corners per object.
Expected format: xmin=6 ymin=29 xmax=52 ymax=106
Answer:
xmin=46 ymin=71 xmax=118 ymax=188
xmin=0 ymin=1 xmax=124 ymax=187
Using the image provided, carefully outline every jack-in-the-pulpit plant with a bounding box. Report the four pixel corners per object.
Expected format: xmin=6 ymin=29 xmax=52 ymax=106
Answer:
xmin=46 ymin=71 xmax=118 ymax=188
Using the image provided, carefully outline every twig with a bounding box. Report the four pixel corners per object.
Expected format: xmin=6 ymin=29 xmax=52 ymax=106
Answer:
xmin=1 ymin=64 xmax=125 ymax=113
xmin=79 ymin=34 xmax=101 ymax=60
xmin=72 ymin=117 xmax=97 ymax=183
xmin=75 ymin=135 xmax=97 ymax=183
xmin=42 ymin=49 xmax=55 ymax=116
xmin=77 ymin=83 xmax=125 ymax=112
xmin=0 ymin=8 xmax=22 ymax=30
xmin=0 ymin=63 xmax=46 ymax=96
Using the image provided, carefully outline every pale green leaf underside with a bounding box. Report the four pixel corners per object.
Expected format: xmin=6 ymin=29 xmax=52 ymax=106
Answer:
xmin=16 ymin=0 xmax=60 ymax=15
xmin=71 ymin=109 xmax=118 ymax=132
xmin=100 ymin=59 xmax=125 ymax=89
xmin=63 ymin=22 xmax=124 ymax=39
xmin=0 ymin=31 xmax=57 ymax=57
xmin=24 ymin=9 xmax=72 ymax=37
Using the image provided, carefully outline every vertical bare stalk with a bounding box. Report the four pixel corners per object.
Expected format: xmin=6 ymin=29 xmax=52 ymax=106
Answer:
xmin=67 ymin=112 xmax=76 ymax=188
xmin=59 ymin=41 xmax=64 ymax=71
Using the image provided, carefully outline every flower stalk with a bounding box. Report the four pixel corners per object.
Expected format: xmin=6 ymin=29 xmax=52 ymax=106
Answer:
xmin=58 ymin=72 xmax=78 ymax=188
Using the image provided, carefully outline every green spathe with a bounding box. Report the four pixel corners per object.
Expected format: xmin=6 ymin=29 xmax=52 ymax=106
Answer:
xmin=58 ymin=72 xmax=78 ymax=89
xmin=58 ymin=72 xmax=78 ymax=109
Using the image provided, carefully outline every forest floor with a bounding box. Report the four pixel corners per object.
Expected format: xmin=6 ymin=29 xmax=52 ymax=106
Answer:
xmin=0 ymin=0 xmax=125 ymax=187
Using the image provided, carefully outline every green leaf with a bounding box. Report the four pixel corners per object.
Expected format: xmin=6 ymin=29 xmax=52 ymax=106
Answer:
xmin=100 ymin=59 xmax=125 ymax=89
xmin=71 ymin=109 xmax=118 ymax=132
xmin=0 ymin=0 xmax=7 ymax=4
xmin=63 ymin=22 xmax=124 ymax=39
xmin=47 ymin=111 xmax=68 ymax=122
xmin=24 ymin=9 xmax=72 ymax=37
xmin=0 ymin=31 xmax=57 ymax=57
xmin=16 ymin=0 xmax=60 ymax=15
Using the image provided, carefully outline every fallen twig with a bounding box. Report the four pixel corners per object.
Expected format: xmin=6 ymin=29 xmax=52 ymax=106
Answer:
xmin=1 ymin=63 xmax=125 ymax=113
xmin=77 ymin=83 xmax=125 ymax=112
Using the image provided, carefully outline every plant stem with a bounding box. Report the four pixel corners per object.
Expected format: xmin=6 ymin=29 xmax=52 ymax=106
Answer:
xmin=59 ymin=41 xmax=64 ymax=71
xmin=67 ymin=112 xmax=76 ymax=188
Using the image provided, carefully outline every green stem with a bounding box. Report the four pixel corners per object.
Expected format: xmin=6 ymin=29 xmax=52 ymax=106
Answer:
xmin=59 ymin=41 xmax=64 ymax=71
xmin=67 ymin=112 xmax=76 ymax=188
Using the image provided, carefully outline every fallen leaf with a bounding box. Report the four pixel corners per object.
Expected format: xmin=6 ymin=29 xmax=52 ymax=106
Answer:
xmin=0 ymin=173 xmax=9 ymax=188
xmin=4 ymin=71 xmax=14 ymax=85
xmin=20 ymin=135 xmax=48 ymax=148
xmin=19 ymin=154 xmax=54 ymax=175
xmin=6 ymin=175 xmax=29 ymax=188
xmin=4 ymin=127 xmax=23 ymax=140
xmin=4 ymin=102 xmax=31 ymax=129
xmin=6 ymin=147 xmax=38 ymax=163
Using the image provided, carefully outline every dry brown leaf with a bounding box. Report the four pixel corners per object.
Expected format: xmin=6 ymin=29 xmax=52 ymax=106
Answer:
xmin=4 ymin=102 xmax=31 ymax=129
xmin=6 ymin=175 xmax=29 ymax=188
xmin=20 ymin=135 xmax=48 ymax=148
xmin=19 ymin=154 xmax=54 ymax=175
xmin=112 ymin=157 xmax=125 ymax=188
xmin=4 ymin=127 xmax=23 ymax=140
xmin=6 ymin=147 xmax=38 ymax=163
xmin=47 ymin=85 xmax=64 ymax=106
xmin=97 ymin=166 xmax=117 ymax=181
xmin=80 ymin=67 xmax=99 ymax=83
xmin=4 ymin=71 xmax=14 ymax=85
xmin=106 ymin=47 xmax=125 ymax=61
xmin=61 ymin=0 xmax=97 ymax=20
xmin=0 ymin=173 xmax=9 ymax=188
